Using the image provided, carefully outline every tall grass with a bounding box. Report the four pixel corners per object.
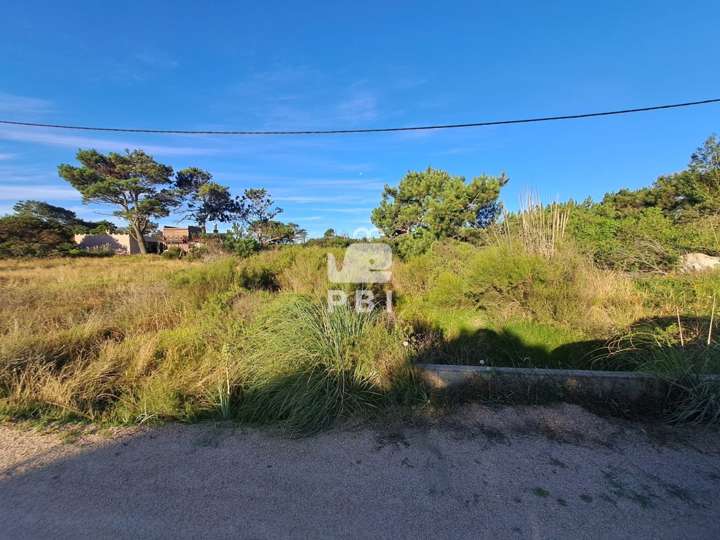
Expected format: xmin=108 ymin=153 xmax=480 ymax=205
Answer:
xmin=235 ymin=296 xmax=420 ymax=433
xmin=0 ymin=255 xmax=422 ymax=430
xmin=498 ymin=193 xmax=570 ymax=258
xmin=589 ymin=304 xmax=720 ymax=424
xmin=0 ymin=257 xmax=246 ymax=423
xmin=2 ymin=240 xmax=719 ymax=428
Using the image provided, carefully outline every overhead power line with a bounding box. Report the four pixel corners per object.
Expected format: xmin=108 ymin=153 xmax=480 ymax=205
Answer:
xmin=0 ymin=98 xmax=718 ymax=136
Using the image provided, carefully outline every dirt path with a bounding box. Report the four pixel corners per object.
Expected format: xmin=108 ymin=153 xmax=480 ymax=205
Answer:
xmin=1 ymin=404 xmax=719 ymax=539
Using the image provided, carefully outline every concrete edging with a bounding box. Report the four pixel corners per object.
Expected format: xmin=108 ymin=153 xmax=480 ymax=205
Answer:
xmin=417 ymin=363 xmax=720 ymax=404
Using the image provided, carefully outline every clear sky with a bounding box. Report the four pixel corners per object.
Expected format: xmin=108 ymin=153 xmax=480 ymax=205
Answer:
xmin=1 ymin=0 xmax=719 ymax=237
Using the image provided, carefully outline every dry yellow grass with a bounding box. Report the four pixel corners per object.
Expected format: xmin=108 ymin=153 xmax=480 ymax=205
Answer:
xmin=0 ymin=253 xmax=408 ymax=427
xmin=2 ymin=244 xmax=715 ymax=427
xmin=0 ymin=256 xmax=240 ymax=422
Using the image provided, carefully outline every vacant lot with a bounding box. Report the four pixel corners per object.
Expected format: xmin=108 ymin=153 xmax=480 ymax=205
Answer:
xmin=1 ymin=247 xmax=719 ymax=430
xmin=1 ymin=404 xmax=719 ymax=539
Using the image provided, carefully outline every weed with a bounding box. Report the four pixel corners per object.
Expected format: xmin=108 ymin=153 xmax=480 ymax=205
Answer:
xmin=235 ymin=295 xmax=422 ymax=433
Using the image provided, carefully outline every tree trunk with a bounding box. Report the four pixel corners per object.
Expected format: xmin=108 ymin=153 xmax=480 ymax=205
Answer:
xmin=131 ymin=222 xmax=148 ymax=254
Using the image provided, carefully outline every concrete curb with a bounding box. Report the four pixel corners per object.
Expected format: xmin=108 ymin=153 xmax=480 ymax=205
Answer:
xmin=417 ymin=364 xmax=720 ymax=404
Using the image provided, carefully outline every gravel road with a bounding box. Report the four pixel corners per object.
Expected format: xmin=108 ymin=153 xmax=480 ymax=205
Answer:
xmin=1 ymin=404 xmax=719 ymax=539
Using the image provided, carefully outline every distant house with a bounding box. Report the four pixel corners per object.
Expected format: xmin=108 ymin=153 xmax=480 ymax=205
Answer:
xmin=74 ymin=233 xmax=160 ymax=254
xmin=74 ymin=226 xmax=202 ymax=255
xmin=162 ymin=226 xmax=203 ymax=252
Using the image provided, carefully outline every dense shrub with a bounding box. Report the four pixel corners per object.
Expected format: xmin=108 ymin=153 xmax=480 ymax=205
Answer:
xmin=185 ymin=244 xmax=210 ymax=261
xmin=394 ymin=241 xmax=642 ymax=336
xmin=567 ymin=205 xmax=683 ymax=271
xmin=1 ymin=241 xmax=719 ymax=428
xmin=0 ymin=215 xmax=74 ymax=258
xmin=161 ymin=246 xmax=183 ymax=259
xmin=223 ymin=235 xmax=260 ymax=258
xmin=371 ymin=167 xmax=506 ymax=258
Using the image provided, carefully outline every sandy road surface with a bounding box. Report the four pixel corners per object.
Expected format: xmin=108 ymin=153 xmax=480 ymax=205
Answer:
xmin=1 ymin=404 xmax=719 ymax=539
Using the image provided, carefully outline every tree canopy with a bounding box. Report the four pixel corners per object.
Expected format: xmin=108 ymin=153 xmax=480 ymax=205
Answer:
xmin=371 ymin=167 xmax=508 ymax=254
xmin=602 ymin=135 xmax=720 ymax=222
xmin=0 ymin=215 xmax=74 ymax=257
xmin=242 ymin=188 xmax=282 ymax=223
xmin=176 ymin=168 xmax=243 ymax=231
xmin=250 ymin=220 xmax=306 ymax=246
xmin=58 ymin=149 xmax=182 ymax=253
xmin=12 ymin=200 xmax=116 ymax=233
xmin=240 ymin=188 xmax=299 ymax=246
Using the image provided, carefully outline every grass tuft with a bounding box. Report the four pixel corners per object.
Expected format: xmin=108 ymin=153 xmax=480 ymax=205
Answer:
xmin=235 ymin=295 xmax=422 ymax=433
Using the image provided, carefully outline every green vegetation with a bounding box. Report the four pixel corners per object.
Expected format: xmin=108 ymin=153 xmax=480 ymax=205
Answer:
xmin=51 ymin=149 xmax=304 ymax=257
xmin=2 ymin=136 xmax=720 ymax=429
xmin=0 ymin=201 xmax=117 ymax=258
xmin=12 ymin=200 xmax=117 ymax=234
xmin=58 ymin=149 xmax=184 ymax=254
xmin=0 ymin=254 xmax=421 ymax=430
xmin=236 ymin=296 xmax=419 ymax=432
xmin=0 ymin=215 xmax=75 ymax=257
xmin=0 ymin=240 xmax=717 ymax=429
xmin=371 ymin=167 xmax=507 ymax=258
xmin=175 ymin=167 xmax=242 ymax=232
xmin=563 ymin=135 xmax=720 ymax=271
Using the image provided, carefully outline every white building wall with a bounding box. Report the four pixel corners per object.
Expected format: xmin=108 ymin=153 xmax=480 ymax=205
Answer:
xmin=74 ymin=234 xmax=143 ymax=254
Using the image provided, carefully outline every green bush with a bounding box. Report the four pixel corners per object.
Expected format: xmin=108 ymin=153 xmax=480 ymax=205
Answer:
xmin=391 ymin=230 xmax=436 ymax=260
xmin=568 ymin=205 xmax=682 ymax=271
xmin=0 ymin=215 xmax=74 ymax=258
xmin=161 ymin=246 xmax=184 ymax=259
xmin=223 ymin=235 xmax=260 ymax=258
xmin=66 ymin=247 xmax=114 ymax=258
xmin=185 ymin=244 xmax=209 ymax=261
xmin=396 ymin=242 xmax=641 ymax=336
xmin=590 ymin=317 xmax=720 ymax=424
xmin=635 ymin=271 xmax=720 ymax=314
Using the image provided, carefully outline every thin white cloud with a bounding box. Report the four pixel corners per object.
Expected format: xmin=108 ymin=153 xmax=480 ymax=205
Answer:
xmin=135 ymin=50 xmax=179 ymax=69
xmin=335 ymin=93 xmax=378 ymax=123
xmin=392 ymin=76 xmax=427 ymax=90
xmin=0 ymin=92 xmax=53 ymax=115
xmin=231 ymin=65 xmax=315 ymax=96
xmin=307 ymin=207 xmax=374 ymax=214
xmin=0 ymin=165 xmax=55 ymax=182
xmin=0 ymin=126 xmax=220 ymax=156
xmin=274 ymin=194 xmax=377 ymax=204
xmin=224 ymin=68 xmax=383 ymax=131
xmin=0 ymin=184 xmax=80 ymax=201
xmin=292 ymin=178 xmax=384 ymax=189
xmin=237 ymin=175 xmax=385 ymax=190
xmin=0 ymin=153 xmax=16 ymax=161
xmin=103 ymin=49 xmax=181 ymax=83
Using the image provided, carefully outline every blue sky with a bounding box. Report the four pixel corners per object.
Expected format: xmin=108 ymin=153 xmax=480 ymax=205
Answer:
xmin=1 ymin=0 xmax=719 ymax=237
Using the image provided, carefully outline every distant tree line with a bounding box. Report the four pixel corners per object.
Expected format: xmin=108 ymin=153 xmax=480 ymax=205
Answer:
xmin=0 ymin=148 xmax=307 ymax=258
xmin=562 ymin=135 xmax=720 ymax=271
xmin=56 ymin=148 xmax=306 ymax=254
xmin=4 ymin=135 xmax=720 ymax=267
xmin=0 ymin=200 xmax=117 ymax=257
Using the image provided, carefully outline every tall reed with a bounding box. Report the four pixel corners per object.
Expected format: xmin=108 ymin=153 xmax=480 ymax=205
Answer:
xmin=499 ymin=192 xmax=570 ymax=258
